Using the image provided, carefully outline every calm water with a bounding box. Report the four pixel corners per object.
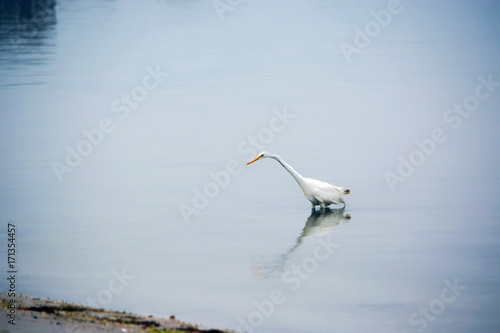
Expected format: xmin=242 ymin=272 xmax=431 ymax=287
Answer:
xmin=1 ymin=0 xmax=500 ymax=332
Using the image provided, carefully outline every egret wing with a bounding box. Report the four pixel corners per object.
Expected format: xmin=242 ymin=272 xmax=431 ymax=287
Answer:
xmin=308 ymin=179 xmax=346 ymax=205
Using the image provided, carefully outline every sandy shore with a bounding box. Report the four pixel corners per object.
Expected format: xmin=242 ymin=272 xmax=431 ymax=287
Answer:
xmin=0 ymin=294 xmax=233 ymax=333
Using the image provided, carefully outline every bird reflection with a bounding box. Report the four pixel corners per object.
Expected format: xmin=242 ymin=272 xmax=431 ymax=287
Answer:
xmin=252 ymin=208 xmax=351 ymax=279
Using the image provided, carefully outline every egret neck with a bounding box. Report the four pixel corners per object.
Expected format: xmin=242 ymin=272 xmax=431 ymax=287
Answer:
xmin=271 ymin=155 xmax=307 ymax=190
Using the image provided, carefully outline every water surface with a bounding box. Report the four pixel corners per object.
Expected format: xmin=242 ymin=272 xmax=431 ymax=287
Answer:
xmin=1 ymin=1 xmax=499 ymax=332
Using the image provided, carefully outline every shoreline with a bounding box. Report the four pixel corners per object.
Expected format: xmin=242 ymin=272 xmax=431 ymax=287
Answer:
xmin=0 ymin=293 xmax=233 ymax=333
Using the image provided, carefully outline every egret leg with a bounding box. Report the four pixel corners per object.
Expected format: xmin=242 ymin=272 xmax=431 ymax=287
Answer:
xmin=319 ymin=203 xmax=326 ymax=209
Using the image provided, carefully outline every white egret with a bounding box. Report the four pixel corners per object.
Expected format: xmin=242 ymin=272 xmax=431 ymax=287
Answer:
xmin=246 ymin=151 xmax=350 ymax=209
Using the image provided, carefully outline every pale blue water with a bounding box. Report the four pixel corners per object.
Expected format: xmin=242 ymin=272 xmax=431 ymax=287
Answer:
xmin=1 ymin=0 xmax=500 ymax=332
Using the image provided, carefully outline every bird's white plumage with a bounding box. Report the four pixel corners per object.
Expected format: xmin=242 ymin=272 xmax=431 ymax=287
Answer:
xmin=246 ymin=151 xmax=349 ymax=208
xmin=302 ymin=178 xmax=346 ymax=206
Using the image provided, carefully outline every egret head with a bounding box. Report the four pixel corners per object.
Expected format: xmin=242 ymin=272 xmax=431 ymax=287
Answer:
xmin=246 ymin=151 xmax=271 ymax=165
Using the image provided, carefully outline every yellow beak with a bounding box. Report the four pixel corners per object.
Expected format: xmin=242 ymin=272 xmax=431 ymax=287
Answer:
xmin=246 ymin=154 xmax=263 ymax=165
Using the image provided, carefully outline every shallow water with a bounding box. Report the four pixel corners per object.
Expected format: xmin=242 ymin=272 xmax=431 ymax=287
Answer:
xmin=1 ymin=0 xmax=500 ymax=332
